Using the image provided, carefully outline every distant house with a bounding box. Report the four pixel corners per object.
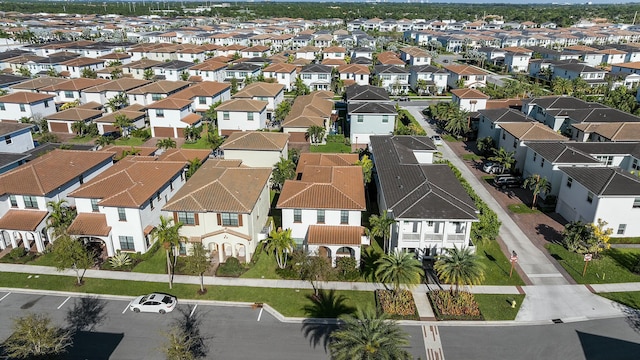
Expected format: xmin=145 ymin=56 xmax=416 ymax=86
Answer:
xmin=171 ymin=81 xmax=231 ymax=113
xmin=299 ymin=64 xmax=333 ymax=91
xmin=232 ymin=82 xmax=285 ymax=121
xmin=262 ymin=63 xmax=297 ymax=91
xmin=45 ymin=108 xmax=103 ymax=134
xmin=0 ymin=122 xmax=34 ymax=154
xmin=444 ymin=64 xmax=489 ymax=89
xmin=373 ymin=65 xmax=410 ymax=95
xmin=409 ymin=65 xmax=449 ymax=95
xmin=39 ymin=78 xmax=109 ymax=106
xmin=0 ymin=92 xmax=55 ymax=122
xmin=451 ymin=88 xmax=490 ymax=113
xmin=126 ymin=80 xmax=191 ymax=107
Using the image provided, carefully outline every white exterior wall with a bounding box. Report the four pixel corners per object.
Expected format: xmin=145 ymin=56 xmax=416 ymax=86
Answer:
xmin=394 ymin=219 xmax=474 ymax=259
xmin=350 ymin=113 xmax=396 ymax=146
xmin=217 ymin=109 xmax=268 ymax=135
xmin=456 ymin=97 xmax=487 ymax=112
xmin=222 ymin=149 xmax=284 ymax=168
xmin=264 ymin=71 xmax=295 ymax=91
xmin=340 ymin=72 xmax=370 ymax=86
xmin=497 ymin=131 xmax=527 ymax=172
xmin=594 ymin=197 xmax=640 ymax=237
xmin=300 ymin=73 xmax=331 ymax=91
xmin=0 ymin=129 xmax=34 ymax=153
xmin=149 ymin=107 xmax=192 ymax=138
xmin=281 ymin=208 xmax=361 ymax=241
xmin=82 ymin=91 xmax=105 ymax=105
xmin=0 ymin=101 xmax=55 ymax=121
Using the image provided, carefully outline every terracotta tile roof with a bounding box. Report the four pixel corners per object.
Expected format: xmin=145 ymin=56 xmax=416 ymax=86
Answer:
xmin=158 ymin=148 xmax=211 ymax=162
xmin=337 ymin=64 xmax=370 ymax=75
xmin=171 ymin=81 xmax=230 ymax=99
xmin=181 ymin=113 xmax=203 ymax=125
xmin=216 ymin=99 xmax=267 ymax=112
xmin=146 ymin=97 xmax=192 ymax=110
xmin=282 ymin=91 xmax=334 ymax=128
xmin=0 ymin=92 xmax=54 ymax=104
xmin=321 ymin=58 xmax=347 ymax=66
xmin=307 ymin=225 xmax=364 ymax=245
xmin=445 ymin=64 xmax=490 ymax=75
xmin=500 ymin=122 xmax=568 ymax=141
xmin=0 ymin=149 xmax=114 ymax=196
xmin=451 ymin=88 xmax=490 ymax=99
xmin=11 ymin=77 xmax=66 ymax=90
xmin=263 ymin=63 xmax=296 ymax=73
xmin=232 ymin=82 xmax=284 ymax=98
xmin=189 ymin=60 xmax=227 ymax=71
xmin=195 ymin=228 xmax=251 ymax=241
xmin=220 ymin=131 xmax=289 ymax=151
xmin=574 ymin=122 xmax=640 ymax=141
xmin=377 ymin=51 xmax=405 ymax=65
xmin=323 ymin=46 xmax=346 ymax=53
xmin=127 ymin=80 xmax=190 ymax=95
xmin=95 ymin=109 xmax=145 ymax=124
xmin=45 ymin=108 xmax=103 ymax=122
xmin=295 ymin=153 xmax=358 ymax=174
xmin=0 ymin=122 xmax=33 ymax=136
xmin=122 ymin=59 xmax=163 ymax=69
xmin=60 ymin=56 xmax=105 ymax=67
xmin=277 ymin=166 xmax=365 ymax=210
xmin=163 ymin=161 xmax=271 ymax=213
xmin=69 ymin=157 xmax=187 ymax=208
xmin=83 ymin=78 xmax=151 ymax=93
xmin=0 ymin=210 xmax=48 ymax=231
xmin=67 ymin=213 xmax=111 ymax=236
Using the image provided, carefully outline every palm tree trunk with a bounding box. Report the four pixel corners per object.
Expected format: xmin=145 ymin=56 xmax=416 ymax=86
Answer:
xmin=200 ymin=273 xmax=204 ymax=292
xmin=166 ymin=249 xmax=173 ymax=289
xmin=531 ymin=192 xmax=538 ymax=210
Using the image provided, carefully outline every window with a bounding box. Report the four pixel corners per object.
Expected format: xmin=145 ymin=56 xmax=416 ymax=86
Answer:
xmin=23 ymin=196 xmax=37 ymax=209
xmin=502 ymin=133 xmax=506 ymax=140
xmin=64 ymin=91 xmax=74 ymax=98
xmin=294 ymin=209 xmax=302 ymax=223
xmin=150 ymin=198 xmax=154 ymax=210
xmin=596 ymin=155 xmax=613 ymax=166
xmin=4 ymin=135 xmax=11 ymax=144
xmin=633 ymin=158 xmax=639 ymax=170
xmin=533 ymin=153 xmax=537 ymax=162
xmin=513 ymin=140 xmax=517 ymax=148
xmin=177 ymin=211 xmax=196 ymax=225
xmin=412 ymin=221 xmax=419 ymax=232
xmin=587 ymin=192 xmax=594 ymax=203
xmin=44 ymin=101 xmax=49 ymax=108
xmin=567 ymin=177 xmax=573 ymax=188
xmin=541 ymin=159 xmax=545 ymax=168
xmin=119 ymin=236 xmax=135 ymax=251
xmin=223 ymin=112 xmax=229 ymax=120
xmin=0 ymin=103 xmax=4 ymax=110
xmin=634 ymin=198 xmax=640 ymax=208
xmin=454 ymin=222 xmax=464 ymax=233
xmin=179 ymin=242 xmax=187 ymax=255
xmin=198 ymin=96 xmax=207 ymax=105
xmin=151 ymin=94 xmax=162 ymax=101
xmin=247 ymin=112 xmax=254 ymax=121
xmin=91 ymin=199 xmax=99 ymax=212
xmin=382 ymin=115 xmax=388 ymax=123
xmin=357 ymin=115 xmax=363 ymax=123
xmin=19 ymin=104 xmax=25 ymax=112
xmin=318 ymin=74 xmax=328 ymax=80
xmin=118 ymin=207 xmax=127 ymax=221
xmin=155 ymin=109 xmax=164 ymax=118
xmin=618 ymin=224 xmax=627 ymax=235
xmin=340 ymin=210 xmax=349 ymax=224
xmin=302 ymin=74 xmax=311 ymax=79
xmin=221 ymin=213 xmax=239 ymax=226
xmin=317 ymin=209 xmax=325 ymax=223
xmin=9 ymin=195 xmax=17 ymax=207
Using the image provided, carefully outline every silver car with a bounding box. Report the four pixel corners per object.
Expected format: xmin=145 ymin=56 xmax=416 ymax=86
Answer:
xmin=129 ymin=293 xmax=177 ymax=314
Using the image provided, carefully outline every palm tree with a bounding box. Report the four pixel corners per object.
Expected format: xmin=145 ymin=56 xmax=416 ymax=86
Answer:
xmin=329 ymin=307 xmax=411 ymax=360
xmin=552 ymin=77 xmax=573 ymax=95
xmin=488 ymin=147 xmax=516 ymax=174
xmin=143 ymin=68 xmax=155 ymax=81
xmin=152 ymin=216 xmax=186 ymax=289
xmin=71 ymin=121 xmax=87 ymax=137
xmin=523 ymin=174 xmax=551 ymax=209
xmin=46 ymin=199 xmax=76 ymax=240
xmin=114 ymin=114 xmax=132 ymax=138
xmin=157 ymin=138 xmax=177 ymax=151
xmin=265 ymin=228 xmax=295 ymax=269
xmin=106 ymin=92 xmax=129 ymax=112
xmin=305 ymin=125 xmax=326 ymax=145
xmin=434 ymin=247 xmax=485 ymax=295
xmin=368 ymin=210 xmax=396 ymax=254
xmin=185 ymin=158 xmax=201 ymax=179
xmin=375 ymin=250 xmax=422 ymax=303
xmin=94 ymin=135 xmax=114 ymax=150
xmin=444 ymin=108 xmax=470 ymax=138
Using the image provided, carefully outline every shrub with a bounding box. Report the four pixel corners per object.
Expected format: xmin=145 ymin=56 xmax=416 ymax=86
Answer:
xmin=109 ymin=252 xmax=133 ymax=269
xmin=335 ymin=257 xmax=360 ymax=281
xmin=428 ymin=290 xmax=482 ymax=320
xmin=375 ymin=289 xmax=416 ymax=317
xmin=9 ymin=247 xmax=27 ymax=261
xmin=275 ymin=266 xmax=300 ymax=279
xmin=130 ymin=128 xmax=151 ymax=140
xmin=216 ymin=257 xmax=245 ymax=277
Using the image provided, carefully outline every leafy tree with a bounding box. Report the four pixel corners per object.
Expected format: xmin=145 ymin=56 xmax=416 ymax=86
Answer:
xmin=300 ymin=253 xmax=333 ymax=296
xmin=2 ymin=313 xmax=72 ymax=359
xmin=271 ymin=156 xmax=296 ymax=192
xmin=180 ymin=71 xmax=190 ymax=81
xmin=203 ymin=101 xmax=221 ymax=123
xmin=184 ymin=243 xmax=209 ymax=294
xmin=572 ymin=77 xmax=589 ymax=98
xmin=375 ymin=250 xmax=422 ymax=304
xmin=561 ymin=221 xmax=593 ymax=253
xmin=52 ymin=235 xmax=95 ymax=286
xmin=17 ymin=66 xmax=31 ymax=78
xmin=329 ymin=307 xmax=411 ymax=360
xmin=355 ymin=154 xmax=373 ymax=184
xmin=294 ymin=76 xmax=310 ymax=96
xmin=230 ymin=77 xmax=238 ymax=94
xmin=488 ymin=147 xmax=516 ymax=174
xmin=274 ymin=99 xmax=292 ymax=123
xmin=266 ymin=228 xmax=296 ymax=269
xmin=589 ymin=218 xmax=613 ymax=258
xmin=434 ymin=246 xmax=485 ymax=295
xmin=110 ymin=67 xmax=123 ymax=79
xmin=81 ymin=68 xmax=97 ymax=79
xmin=106 ymin=92 xmax=129 ymax=112
xmin=476 ymin=136 xmax=495 ymax=157
xmin=185 ymin=158 xmax=202 ymax=179
xmin=71 ymin=121 xmax=87 ymax=137
xmin=46 ymin=68 xmax=59 ymax=77
xmin=184 ymin=125 xmax=201 ymax=143
xmin=368 ymin=210 xmax=396 ymax=254
xmin=523 ymin=174 xmax=551 ymax=209
xmin=163 ymin=306 xmax=207 ymax=360
xmin=60 ymin=99 xmax=81 ymax=110
xmin=114 ymin=114 xmax=133 ymax=138
xmin=204 ymin=126 xmax=224 ymax=150
xmin=305 ymin=125 xmax=326 ymax=144
xmin=157 ymin=138 xmax=177 ymax=150
xmin=153 ymin=216 xmax=186 ymax=289
xmin=46 ymin=199 xmax=77 ymax=240
xmin=288 ymin=148 xmax=300 ymax=165
xmin=143 ymin=68 xmax=155 ymax=80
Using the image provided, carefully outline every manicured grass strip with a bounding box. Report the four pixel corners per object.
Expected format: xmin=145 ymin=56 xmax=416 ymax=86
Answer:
xmin=545 ymin=243 xmax=640 ymax=284
xmin=609 ymin=237 xmax=640 ymax=244
xmin=0 ymin=272 xmax=374 ymax=318
xmin=114 ymin=137 xmax=145 ymax=146
xmin=507 ymin=204 xmax=541 ymax=214
xmin=66 ymin=135 xmax=96 ymax=144
xmin=182 ymin=137 xmax=212 ymax=149
xmin=462 ymin=154 xmax=483 ymax=161
xmin=240 ymin=248 xmax=281 ymax=279
xmin=476 ymin=241 xmax=525 ymax=286
xmin=599 ymin=291 xmax=640 ymax=310
xmin=475 ymin=294 xmax=525 ymax=321
xmin=132 ymin=248 xmax=168 ymax=274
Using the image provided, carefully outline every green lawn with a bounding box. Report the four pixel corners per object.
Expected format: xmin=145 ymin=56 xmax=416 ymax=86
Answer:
xmin=442 ymin=134 xmax=461 ymax=142
xmin=114 ymin=137 xmax=146 ymax=146
xmin=66 ymin=135 xmax=96 ymax=144
xmin=599 ymin=291 xmax=640 ymax=310
xmin=182 ymin=137 xmax=212 ymax=149
xmin=462 ymin=154 xmax=483 ymax=161
xmin=609 ymin=237 xmax=640 ymax=244
xmin=240 ymin=248 xmax=281 ymax=279
xmin=476 ymin=241 xmax=525 ymax=286
xmin=507 ymin=204 xmax=541 ymax=214
xmin=132 ymin=248 xmax=167 ymax=274
xmin=545 ymin=243 xmax=640 ymax=284
xmin=309 ymin=142 xmax=351 ymax=153
xmin=27 ymin=252 xmax=59 ymax=267
xmin=0 ymin=272 xmax=374 ymax=317
xmin=475 ymin=294 xmax=525 ymax=320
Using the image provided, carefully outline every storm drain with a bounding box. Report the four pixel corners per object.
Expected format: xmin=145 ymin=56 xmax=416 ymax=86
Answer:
xmin=552 ymin=318 xmax=564 ymax=324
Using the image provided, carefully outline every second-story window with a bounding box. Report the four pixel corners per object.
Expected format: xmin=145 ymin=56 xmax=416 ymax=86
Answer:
xmin=23 ymin=196 xmax=37 ymax=209
xmin=294 ymin=209 xmax=302 ymax=223
xmin=317 ymin=209 xmax=325 ymax=224
xmin=177 ymin=211 xmax=196 ymax=225
xmin=340 ymin=210 xmax=349 ymax=224
xmin=156 ymin=109 xmax=164 ymax=118
xmin=9 ymin=195 xmax=17 ymax=207
xmin=91 ymin=199 xmax=99 ymax=212
xmin=118 ymin=207 xmax=127 ymax=221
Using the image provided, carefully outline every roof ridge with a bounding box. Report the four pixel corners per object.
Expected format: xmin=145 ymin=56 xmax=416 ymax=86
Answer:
xmin=217 ymin=171 xmax=251 ymax=212
xmin=328 ymin=169 xmax=366 ymax=209
xmin=428 ymin=182 xmax=478 ymax=217
xmin=599 ymin=168 xmax=618 ymax=195
xmin=29 ymin=164 xmax=46 ymax=195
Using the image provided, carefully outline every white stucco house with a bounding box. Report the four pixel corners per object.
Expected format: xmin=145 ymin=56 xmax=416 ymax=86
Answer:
xmin=215 ymin=98 xmax=268 ymax=136
xmin=147 ymin=97 xmax=201 ymax=138
xmin=219 ymin=131 xmax=289 ymax=168
xmin=0 ymin=92 xmax=56 ymax=122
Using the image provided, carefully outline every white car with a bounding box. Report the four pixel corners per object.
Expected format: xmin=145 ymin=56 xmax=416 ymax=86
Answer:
xmin=431 ymin=135 xmax=443 ymax=146
xmin=129 ymin=293 xmax=177 ymax=314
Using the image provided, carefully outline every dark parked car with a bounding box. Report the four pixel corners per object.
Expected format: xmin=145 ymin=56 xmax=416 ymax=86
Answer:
xmin=494 ymin=175 xmax=522 ymax=189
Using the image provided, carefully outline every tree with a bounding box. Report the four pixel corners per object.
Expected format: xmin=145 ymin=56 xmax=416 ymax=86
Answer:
xmin=204 ymin=126 xmax=224 ymax=150
xmin=300 ymin=253 xmax=333 ymax=296
xmin=203 ymin=101 xmax=221 ymax=124
xmin=355 ymin=154 xmax=373 ymax=184
xmin=274 ymin=99 xmax=292 ymax=123
xmin=60 ymin=99 xmax=81 ymax=110
xmin=2 ymin=313 xmax=72 ymax=359
xmin=444 ymin=108 xmax=470 ymax=138
xmin=106 ymin=92 xmax=129 ymax=112
xmin=185 ymin=158 xmax=202 ymax=179
xmin=375 ymin=250 xmax=422 ymax=302
xmin=163 ymin=306 xmax=207 ymax=360
xmin=184 ymin=125 xmax=201 ymax=143
xmin=143 ymin=68 xmax=155 ymax=80
xmin=114 ymin=114 xmax=133 ymax=138
xmin=488 ymin=147 xmax=516 ymax=174
xmin=81 ymin=68 xmax=97 ymax=79
xmin=153 ymin=216 xmax=186 ymax=289
xmin=305 ymin=125 xmax=326 ymax=144
xmin=523 ymin=174 xmax=551 ymax=209
xmin=589 ymin=218 xmax=613 ymax=258
xmin=157 ymin=138 xmax=177 ymax=151
xmin=230 ymin=77 xmax=238 ymax=94
xmin=434 ymin=246 xmax=485 ymax=295
xmin=110 ymin=67 xmax=123 ymax=80
xmin=552 ymin=77 xmax=573 ymax=95
xmin=265 ymin=228 xmax=296 ymax=269
xmin=368 ymin=210 xmax=396 ymax=254
xmin=71 ymin=121 xmax=87 ymax=137
xmin=184 ymin=243 xmax=209 ymax=294
xmin=17 ymin=66 xmax=31 ymax=78
xmin=52 ymin=235 xmax=95 ymax=286
xmin=271 ymin=156 xmax=296 ymax=192
xmin=46 ymin=68 xmax=59 ymax=77
xmin=180 ymin=71 xmax=190 ymax=81
xmin=46 ymin=199 xmax=76 ymax=240
xmin=561 ymin=221 xmax=593 ymax=253
xmin=476 ymin=136 xmax=495 ymax=156
xmin=294 ymin=76 xmax=310 ymax=96
xmin=329 ymin=307 xmax=411 ymax=360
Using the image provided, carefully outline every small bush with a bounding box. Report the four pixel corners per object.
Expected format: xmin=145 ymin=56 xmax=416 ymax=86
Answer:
xmin=130 ymin=128 xmax=151 ymax=140
xmin=275 ymin=266 xmax=300 ymax=279
xmin=335 ymin=257 xmax=360 ymax=281
xmin=375 ymin=289 xmax=417 ymax=318
xmin=9 ymin=247 xmax=27 ymax=261
xmin=428 ymin=290 xmax=482 ymax=320
xmin=109 ymin=252 xmax=133 ymax=269
xmin=216 ymin=257 xmax=246 ymax=277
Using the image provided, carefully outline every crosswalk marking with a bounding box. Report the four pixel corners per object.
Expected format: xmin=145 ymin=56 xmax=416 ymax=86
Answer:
xmin=423 ymin=325 xmax=445 ymax=360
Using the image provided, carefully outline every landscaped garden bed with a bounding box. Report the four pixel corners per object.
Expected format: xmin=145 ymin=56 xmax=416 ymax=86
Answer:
xmin=375 ymin=289 xmax=418 ymax=320
xmin=428 ymin=290 xmax=483 ymax=321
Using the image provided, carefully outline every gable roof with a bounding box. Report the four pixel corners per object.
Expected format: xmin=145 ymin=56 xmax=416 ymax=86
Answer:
xmin=558 ymin=166 xmax=640 ymax=196
xmin=348 ymin=102 xmax=397 ymax=114
xmin=219 ymin=131 xmax=289 ymax=151
xmin=83 ymin=78 xmax=151 ymax=93
xmin=216 ymin=99 xmax=267 ymax=112
xmin=126 ymin=80 xmax=190 ymax=95
xmin=525 ymin=142 xmax=600 ymax=164
xmin=282 ymin=91 xmax=334 ymax=128
xmin=171 ymin=81 xmax=230 ymax=99
xmin=295 ymin=153 xmax=358 ymax=174
xmin=232 ymin=82 xmax=284 ymax=98
xmin=39 ymin=78 xmax=109 ymax=92
xmin=345 ymin=84 xmax=389 ymax=102
xmin=451 ymin=88 xmax=490 ymax=99
xmin=499 ymin=122 xmax=568 ymax=141
xmin=0 ymin=92 xmax=54 ymax=104
xmin=444 ymin=64 xmax=489 ymax=75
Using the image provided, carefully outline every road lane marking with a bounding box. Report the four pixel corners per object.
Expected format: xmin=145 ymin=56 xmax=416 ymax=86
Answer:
xmin=0 ymin=292 xmax=10 ymax=302
xmin=122 ymin=304 xmax=129 ymax=314
xmin=57 ymin=296 xmax=71 ymax=310
xmin=189 ymin=304 xmax=198 ymax=318
xmin=423 ymin=325 xmax=445 ymax=360
xmin=257 ymin=307 xmax=264 ymax=322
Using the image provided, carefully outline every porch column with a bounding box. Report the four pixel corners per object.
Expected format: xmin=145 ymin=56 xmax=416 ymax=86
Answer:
xmin=330 ymin=246 xmax=337 ymax=267
xmin=105 ymin=235 xmax=115 ymax=257
xmin=0 ymin=235 xmax=5 ymax=250
xmin=231 ymin=242 xmax=237 ymax=258
xmin=33 ymin=232 xmax=45 ymax=253
xmin=354 ymin=247 xmax=361 ymax=267
xmin=442 ymin=221 xmax=450 ymax=248
xmin=218 ymin=244 xmax=224 ymax=263
xmin=9 ymin=232 xmax=17 ymax=249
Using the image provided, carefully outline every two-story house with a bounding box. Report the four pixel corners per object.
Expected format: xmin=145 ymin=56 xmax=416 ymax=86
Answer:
xmin=348 ymin=102 xmax=397 ymax=148
xmin=444 ymin=64 xmax=489 ymax=89
xmin=39 ymin=78 xmax=109 ymax=107
xmin=231 ymin=82 xmax=285 ymax=121
xmin=219 ymin=131 xmax=290 ymax=169
xmin=373 ymin=65 xmax=410 ymax=95
xmin=216 ymin=99 xmax=268 ymax=136
xmin=126 ymin=80 xmax=191 ymax=107
xmin=410 ymin=65 xmax=449 ymax=95
xmin=147 ymin=97 xmax=200 ymax=138
xmin=299 ymin=64 xmax=333 ymax=91
xmin=0 ymin=92 xmax=56 ymax=122
xmin=337 ymin=64 xmax=371 ymax=87
xmin=187 ymin=60 xmax=227 ymax=83
xmin=262 ymin=63 xmax=297 ymax=91
xmin=497 ymin=122 xmax=568 ymax=173
xmin=0 ymin=122 xmax=34 ymax=155
xmin=281 ymin=91 xmax=334 ymax=143
xmin=171 ymin=81 xmax=232 ymax=114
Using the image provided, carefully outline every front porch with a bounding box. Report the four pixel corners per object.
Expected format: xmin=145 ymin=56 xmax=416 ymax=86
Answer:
xmin=0 ymin=210 xmax=49 ymax=253
xmin=199 ymin=228 xmax=254 ymax=264
xmin=306 ymin=225 xmax=367 ymax=267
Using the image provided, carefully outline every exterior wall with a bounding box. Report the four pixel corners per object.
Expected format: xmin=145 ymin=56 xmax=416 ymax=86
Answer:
xmin=300 ymin=72 xmax=331 ymax=91
xmin=522 ymin=148 xmax=563 ymax=197
xmin=0 ymin=100 xmax=55 ymax=121
xmin=217 ymin=109 xmax=268 ymax=135
xmin=476 ymin=116 xmax=502 ymax=142
xmin=456 ymin=97 xmax=487 ymax=112
xmin=0 ymin=128 xmax=34 ymax=153
xmin=394 ymin=219 xmax=474 ymax=259
xmin=497 ymin=130 xmax=527 ymax=172
xmin=349 ymin=113 xmax=396 ymax=145
xmin=264 ymin=71 xmax=295 ymax=91
xmin=505 ymin=53 xmax=531 ymax=73
xmin=45 ymin=89 xmax=82 ymax=104
xmin=556 ymin=172 xmax=597 ymax=224
xmin=82 ymin=91 xmax=105 ymax=105
xmin=340 ymin=72 xmax=370 ymax=86
xmin=594 ymin=196 xmax=640 ymax=237
xmin=148 ymin=107 xmax=192 ymax=138
xmin=222 ymin=149 xmax=283 ymax=168
xmin=281 ymin=208 xmax=361 ymax=243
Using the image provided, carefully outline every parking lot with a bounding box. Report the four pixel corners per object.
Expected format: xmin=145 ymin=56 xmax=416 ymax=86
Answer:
xmin=0 ymin=289 xmax=427 ymax=359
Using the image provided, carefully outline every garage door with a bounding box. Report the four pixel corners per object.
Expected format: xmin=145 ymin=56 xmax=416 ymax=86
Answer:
xmin=103 ymin=125 xmax=117 ymax=133
xmin=288 ymin=132 xmax=308 ymax=143
xmin=176 ymin=128 xmax=185 ymax=138
xmin=49 ymin=122 xmax=69 ymax=133
xmin=153 ymin=127 xmax=174 ymax=138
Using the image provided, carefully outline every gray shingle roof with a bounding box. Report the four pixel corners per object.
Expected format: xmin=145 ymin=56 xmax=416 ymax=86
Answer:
xmin=345 ymin=84 xmax=389 ymax=102
xmin=526 ymin=142 xmax=600 ymax=164
xmin=478 ymin=108 xmax=533 ymax=123
xmin=569 ymin=142 xmax=640 ymax=158
xmin=348 ymin=102 xmax=397 ymax=114
xmin=559 ymin=167 xmax=640 ymax=196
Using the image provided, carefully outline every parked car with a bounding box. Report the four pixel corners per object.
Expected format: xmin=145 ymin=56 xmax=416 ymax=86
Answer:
xmin=431 ymin=135 xmax=443 ymax=145
xmin=129 ymin=293 xmax=177 ymax=314
xmin=482 ymin=161 xmax=504 ymax=174
xmin=494 ymin=175 xmax=522 ymax=189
